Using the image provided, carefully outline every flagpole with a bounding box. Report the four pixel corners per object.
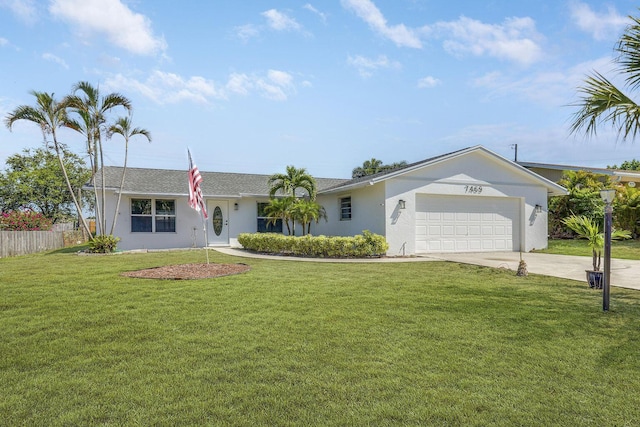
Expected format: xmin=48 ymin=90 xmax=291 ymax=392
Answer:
xmin=188 ymin=148 xmax=210 ymax=264
xmin=201 ymin=206 xmax=209 ymax=265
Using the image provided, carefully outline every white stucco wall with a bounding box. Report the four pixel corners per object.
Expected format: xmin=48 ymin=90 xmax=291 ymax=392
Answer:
xmin=382 ymin=150 xmax=550 ymax=255
xmin=105 ymin=193 xmax=267 ymax=250
xmin=314 ymin=183 xmax=386 ymax=237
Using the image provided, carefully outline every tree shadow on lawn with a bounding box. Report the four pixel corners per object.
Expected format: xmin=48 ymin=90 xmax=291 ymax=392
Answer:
xmin=46 ymin=244 xmax=90 ymax=255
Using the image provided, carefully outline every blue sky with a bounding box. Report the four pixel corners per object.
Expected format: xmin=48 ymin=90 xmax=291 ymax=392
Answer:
xmin=1 ymin=0 xmax=640 ymax=178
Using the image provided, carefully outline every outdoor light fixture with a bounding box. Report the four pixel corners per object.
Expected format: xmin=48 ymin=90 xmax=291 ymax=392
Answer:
xmin=234 ymin=202 xmax=239 ymax=211
xmin=600 ymin=189 xmax=615 ymax=205
xmin=398 ymin=199 xmax=406 ymax=209
xmin=600 ymin=189 xmax=616 ymax=312
xmin=535 ymin=204 xmax=542 ymax=214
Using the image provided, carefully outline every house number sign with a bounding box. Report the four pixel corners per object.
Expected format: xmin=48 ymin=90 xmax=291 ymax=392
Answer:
xmin=464 ymin=185 xmax=483 ymax=194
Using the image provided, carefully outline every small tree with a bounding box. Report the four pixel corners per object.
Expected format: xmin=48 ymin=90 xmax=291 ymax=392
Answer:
xmin=0 ymin=147 xmax=91 ymax=223
xmin=290 ymin=199 xmax=327 ymax=235
xmin=267 ymin=166 xmax=317 ymax=235
xmin=263 ymin=197 xmax=295 ymax=235
xmin=563 ymin=214 xmax=631 ymax=271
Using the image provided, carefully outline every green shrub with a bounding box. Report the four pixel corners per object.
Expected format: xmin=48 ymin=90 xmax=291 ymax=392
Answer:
xmin=88 ymin=234 xmax=120 ymax=253
xmin=237 ymin=230 xmax=389 ymax=258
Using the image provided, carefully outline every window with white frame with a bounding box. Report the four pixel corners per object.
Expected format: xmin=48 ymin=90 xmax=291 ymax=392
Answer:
xmin=131 ymin=198 xmax=176 ymax=232
xmin=256 ymin=202 xmax=283 ymax=233
xmin=340 ymin=196 xmax=352 ymax=220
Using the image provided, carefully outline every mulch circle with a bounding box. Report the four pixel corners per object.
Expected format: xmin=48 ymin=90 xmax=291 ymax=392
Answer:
xmin=121 ymin=263 xmax=251 ymax=280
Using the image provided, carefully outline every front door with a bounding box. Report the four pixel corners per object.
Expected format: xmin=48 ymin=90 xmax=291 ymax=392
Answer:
xmin=207 ymin=200 xmax=229 ymax=245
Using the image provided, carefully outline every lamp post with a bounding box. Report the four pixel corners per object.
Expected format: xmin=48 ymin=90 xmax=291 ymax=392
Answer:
xmin=600 ymin=189 xmax=616 ymax=312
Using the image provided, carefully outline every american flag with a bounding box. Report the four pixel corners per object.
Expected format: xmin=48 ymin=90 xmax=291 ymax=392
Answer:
xmin=188 ymin=150 xmax=208 ymax=219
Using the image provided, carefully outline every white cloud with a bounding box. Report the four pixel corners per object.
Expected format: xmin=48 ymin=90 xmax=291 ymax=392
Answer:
xmin=226 ymin=73 xmax=253 ymax=96
xmin=570 ymin=1 xmax=628 ymax=41
xmin=347 ymin=54 xmax=401 ymax=77
xmin=0 ymin=0 xmax=38 ymax=24
xmin=434 ymin=16 xmax=543 ymax=66
xmin=341 ymin=0 xmax=422 ymax=48
xmin=42 ymin=52 xmax=69 ymax=69
xmin=105 ymin=69 xmax=299 ymax=104
xmin=262 ymin=9 xmax=301 ymax=32
xmin=256 ymin=70 xmax=296 ymax=101
xmin=304 ymin=4 xmax=327 ymax=23
xmin=267 ymin=70 xmax=294 ymax=87
xmin=105 ymin=71 xmax=221 ymax=104
xmin=417 ymin=76 xmax=441 ymax=88
xmin=235 ymin=24 xmax=260 ymax=42
xmin=471 ymin=56 xmax=615 ymax=106
xmin=341 ymin=0 xmax=541 ymax=65
xmin=49 ymin=0 xmax=167 ymax=56
xmin=0 ymin=37 xmax=8 ymax=46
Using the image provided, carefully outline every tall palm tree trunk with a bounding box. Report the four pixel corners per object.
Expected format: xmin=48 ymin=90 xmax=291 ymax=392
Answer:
xmin=99 ymin=136 xmax=107 ymax=235
xmin=110 ymin=138 xmax=128 ymax=235
xmin=52 ymin=130 xmax=92 ymax=238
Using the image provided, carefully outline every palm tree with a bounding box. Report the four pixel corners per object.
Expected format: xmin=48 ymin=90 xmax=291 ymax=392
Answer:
xmin=562 ymin=214 xmax=631 ymax=271
xmin=267 ymin=166 xmax=318 ymax=235
xmin=268 ymin=165 xmax=317 ymax=199
xmin=352 ymin=158 xmax=384 ymax=178
xmin=4 ymin=91 xmax=92 ymax=238
xmin=382 ymin=160 xmax=408 ymax=172
xmin=263 ymin=197 xmax=295 ymax=235
xmin=107 ymin=115 xmax=151 ymax=234
xmin=291 ymin=199 xmax=327 ymax=235
xmin=570 ymin=13 xmax=640 ymax=140
xmin=64 ymin=81 xmax=132 ymax=235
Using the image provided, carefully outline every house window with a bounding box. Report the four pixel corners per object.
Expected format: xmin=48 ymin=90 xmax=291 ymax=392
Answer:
xmin=340 ymin=196 xmax=352 ymax=220
xmin=257 ymin=202 xmax=283 ymax=233
xmin=155 ymin=199 xmax=176 ymax=232
xmin=131 ymin=198 xmax=176 ymax=233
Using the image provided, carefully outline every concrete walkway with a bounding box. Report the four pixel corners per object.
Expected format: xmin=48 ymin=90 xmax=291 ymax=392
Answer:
xmin=214 ymin=247 xmax=640 ymax=291
xmin=423 ymin=252 xmax=640 ymax=291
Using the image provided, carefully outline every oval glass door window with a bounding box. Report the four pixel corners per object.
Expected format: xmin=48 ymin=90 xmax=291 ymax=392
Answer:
xmin=212 ymin=206 xmax=223 ymax=236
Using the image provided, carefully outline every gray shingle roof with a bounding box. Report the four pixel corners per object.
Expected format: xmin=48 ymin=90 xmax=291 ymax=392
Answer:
xmin=320 ymin=146 xmax=470 ymax=191
xmin=91 ymin=166 xmax=349 ymax=197
xmin=91 ymin=147 xmax=545 ymax=197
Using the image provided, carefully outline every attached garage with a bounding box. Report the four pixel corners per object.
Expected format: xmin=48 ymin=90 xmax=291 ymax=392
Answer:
xmin=415 ymin=195 xmax=520 ymax=253
xmin=293 ymin=146 xmax=568 ymax=256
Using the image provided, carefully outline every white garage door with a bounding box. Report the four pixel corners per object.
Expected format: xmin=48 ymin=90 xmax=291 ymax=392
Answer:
xmin=415 ymin=195 xmax=520 ymax=253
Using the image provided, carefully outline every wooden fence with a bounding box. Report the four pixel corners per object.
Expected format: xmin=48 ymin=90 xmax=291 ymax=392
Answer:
xmin=0 ymin=231 xmax=66 ymax=258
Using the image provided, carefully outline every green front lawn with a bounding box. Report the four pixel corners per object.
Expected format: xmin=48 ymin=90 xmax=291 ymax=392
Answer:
xmin=538 ymin=238 xmax=640 ymax=260
xmin=2 ymin=248 xmax=640 ymax=425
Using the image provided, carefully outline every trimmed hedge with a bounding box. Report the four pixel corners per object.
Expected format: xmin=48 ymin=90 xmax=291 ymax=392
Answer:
xmin=237 ymin=230 xmax=389 ymax=258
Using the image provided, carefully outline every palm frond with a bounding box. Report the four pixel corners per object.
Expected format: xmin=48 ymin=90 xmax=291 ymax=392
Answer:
xmin=570 ymin=71 xmax=640 ymax=141
xmin=616 ymin=15 xmax=640 ymax=91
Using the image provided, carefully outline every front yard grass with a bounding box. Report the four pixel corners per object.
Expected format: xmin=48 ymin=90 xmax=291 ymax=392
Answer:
xmin=538 ymin=238 xmax=640 ymax=260
xmin=2 ymin=248 xmax=640 ymax=425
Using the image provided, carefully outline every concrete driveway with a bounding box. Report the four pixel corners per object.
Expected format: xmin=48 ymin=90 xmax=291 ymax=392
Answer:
xmin=215 ymin=247 xmax=640 ymax=291
xmin=423 ymin=252 xmax=640 ymax=291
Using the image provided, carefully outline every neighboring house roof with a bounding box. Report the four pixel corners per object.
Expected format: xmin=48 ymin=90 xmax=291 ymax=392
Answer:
xmin=322 ymin=146 xmax=567 ymax=196
xmin=89 ymin=166 xmax=349 ymax=198
xmin=518 ymin=161 xmax=640 ymax=183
